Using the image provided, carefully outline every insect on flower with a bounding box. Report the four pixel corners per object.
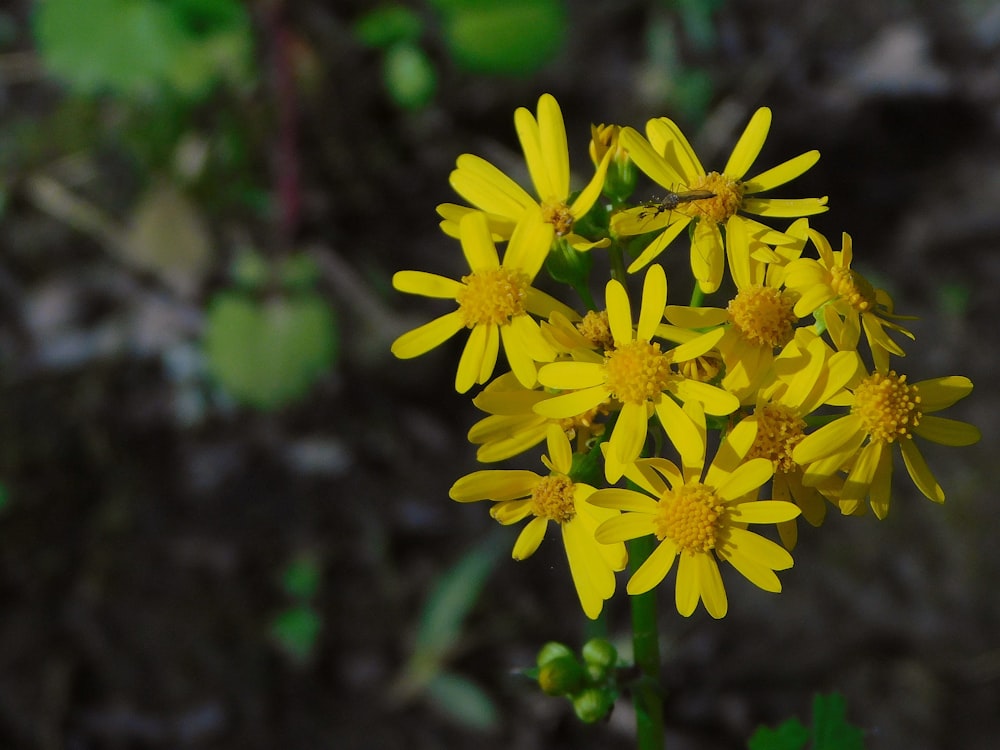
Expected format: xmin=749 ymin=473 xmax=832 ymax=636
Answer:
xmin=636 ymin=189 xmax=716 ymax=220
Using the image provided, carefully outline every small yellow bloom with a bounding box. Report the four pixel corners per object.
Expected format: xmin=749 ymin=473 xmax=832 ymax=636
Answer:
xmin=783 ymin=229 xmax=915 ymax=372
xmin=391 ymin=211 xmax=577 ymax=393
xmin=792 ymin=367 xmax=980 ymax=518
xmin=437 ymin=93 xmax=612 ymax=250
xmin=534 ymin=265 xmax=739 ymax=481
xmin=590 ymin=410 xmax=800 ymax=618
xmin=612 ymin=108 xmax=827 ymax=292
xmin=449 ymin=426 xmax=628 ymax=619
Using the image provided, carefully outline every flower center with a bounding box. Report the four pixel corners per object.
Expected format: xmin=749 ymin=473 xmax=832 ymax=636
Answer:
xmin=727 ymin=286 xmax=799 ymax=349
xmin=747 ymin=403 xmax=806 ymax=474
xmin=456 ymin=267 xmax=530 ymax=327
xmin=675 ymin=171 xmax=744 ymax=224
xmin=830 ymin=265 xmax=877 ymax=313
xmin=530 ymin=474 xmax=577 ymax=523
xmin=576 ymin=310 xmax=614 ymax=351
xmin=603 ymin=340 xmax=675 ymax=405
xmin=676 ymin=352 xmax=723 ymax=383
xmin=541 ymin=198 xmax=575 ymax=236
xmin=852 ymin=370 xmax=922 ymax=443
xmin=558 ymin=404 xmax=609 ymax=447
xmin=653 ymin=481 xmax=725 ymax=554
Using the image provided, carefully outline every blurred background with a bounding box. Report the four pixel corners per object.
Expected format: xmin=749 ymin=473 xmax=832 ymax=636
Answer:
xmin=1 ymin=0 xmax=998 ymax=747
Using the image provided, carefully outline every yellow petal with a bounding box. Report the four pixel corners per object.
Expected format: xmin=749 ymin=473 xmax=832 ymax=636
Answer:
xmin=723 ymin=107 xmax=771 ymax=180
xmin=619 ymin=125 xmax=686 ymax=188
xmin=840 ymin=440 xmax=881 ymax=503
xmin=459 ymin=212 xmax=500 ymax=271
xmin=655 ymin=397 xmax=705 ymax=478
xmin=729 ymin=500 xmax=801 ymax=524
xmin=546 ymin=423 xmax=573 ymax=474
xmin=537 ymin=360 xmax=605 ymax=390
xmin=537 ymin=93 xmax=570 ymax=198
xmin=500 ymin=322 xmax=539 ymax=389
xmin=588 ymin=488 xmax=659 ymax=512
xmin=626 ymin=537 xmax=678 ymax=595
xmin=793 ymin=415 xmax=865 ymax=465
xmin=456 ymin=323 xmax=489 ymax=393
xmin=503 ymin=208 xmax=554 ymax=278
xmin=915 ymin=376 xmax=974 ymax=412
xmin=512 ymin=517 xmax=549 ymax=559
xmin=532 ymin=384 xmax=609 ymax=418
xmin=674 ymin=553 xmax=700 ymax=616
xmin=673 ymin=379 xmax=740 ymax=416
xmin=450 ymin=469 xmax=539 ymax=502
xmin=690 ymin=219 xmax=724 ymax=293
xmin=570 ymin=148 xmax=612 ymax=220
xmin=637 ymin=264 xmax=668 ymax=341
xmin=714 ymin=457 xmax=773 ymax=501
xmin=605 ymin=277 xmax=634 ymax=345
xmin=392 ymin=270 xmax=463 ymax=298
xmin=742 ymin=150 xmax=820 ymax=193
xmin=900 ymin=438 xmax=945 ymax=503
xmin=451 ymin=153 xmax=534 ymax=218
xmin=645 ymin=117 xmax=703 ymax=179
xmin=692 ymin=553 xmax=728 ymax=619
xmin=665 ymin=305 xmax=730 ymax=329
xmin=913 ymin=415 xmax=981 ymax=447
xmin=670 ymin=327 xmax=727 ymax=363
xmin=391 ymin=311 xmax=465 ymax=359
xmin=595 ymin=513 xmax=656 ymax=544
xmin=612 ymin=401 xmax=650 ymax=466
xmin=741 ymin=197 xmax=829 ymax=218
xmin=625 ymin=217 xmax=691 ymax=273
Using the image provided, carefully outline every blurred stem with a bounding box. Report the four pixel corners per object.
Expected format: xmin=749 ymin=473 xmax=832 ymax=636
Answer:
xmin=629 ymin=535 xmax=664 ymax=750
xmin=267 ymin=1 xmax=300 ymax=251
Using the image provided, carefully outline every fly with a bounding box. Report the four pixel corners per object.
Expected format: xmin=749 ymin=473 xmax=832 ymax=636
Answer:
xmin=636 ymin=189 xmax=716 ymax=220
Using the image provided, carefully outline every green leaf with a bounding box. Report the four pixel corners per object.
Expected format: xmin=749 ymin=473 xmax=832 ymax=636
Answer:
xmin=748 ymin=719 xmax=810 ymax=750
xmin=410 ymin=531 xmax=505 ymax=673
xmin=354 ymin=5 xmax=424 ymax=48
xmin=812 ymin=692 xmax=865 ymax=750
xmin=424 ymin=672 xmax=499 ymax=732
xmin=270 ymin=605 xmax=322 ymax=662
xmin=204 ymin=289 xmax=338 ymax=410
xmin=282 ymin=556 xmax=321 ymax=600
xmin=442 ymin=0 xmax=566 ymax=75
xmin=383 ymin=43 xmax=437 ymax=110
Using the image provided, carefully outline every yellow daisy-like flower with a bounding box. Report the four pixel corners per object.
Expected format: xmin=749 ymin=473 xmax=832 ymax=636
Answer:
xmin=391 ymin=210 xmax=577 ymax=393
xmin=534 ymin=264 xmax=739 ymax=481
xmin=745 ymin=330 xmax=864 ymax=548
xmin=663 ymin=221 xmax=802 ymax=401
xmin=612 ymin=107 xmax=828 ymax=292
xmin=590 ymin=409 xmax=800 ymax=618
xmin=437 ymin=93 xmax=612 ymax=250
xmin=449 ymin=425 xmax=628 ymax=619
xmin=467 ymin=372 xmax=609 ymax=462
xmin=783 ymin=228 xmax=915 ymax=373
xmin=792 ymin=367 xmax=981 ymax=519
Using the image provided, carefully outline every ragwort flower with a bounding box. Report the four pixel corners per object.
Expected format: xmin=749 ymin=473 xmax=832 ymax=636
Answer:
xmin=590 ymin=409 xmax=800 ymax=618
xmin=534 ymin=264 xmax=739 ymax=481
xmin=783 ymin=228 xmax=915 ymax=372
xmin=438 ymin=93 xmax=611 ymax=250
xmin=449 ymin=426 xmax=628 ymax=619
xmin=612 ymin=107 xmax=827 ymax=292
xmin=792 ymin=367 xmax=981 ymax=519
xmin=391 ymin=210 xmax=577 ymax=393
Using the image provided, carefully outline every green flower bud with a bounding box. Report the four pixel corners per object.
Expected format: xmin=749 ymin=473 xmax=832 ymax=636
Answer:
xmin=536 ymin=641 xmax=574 ymax=668
xmin=572 ymin=686 xmax=615 ymax=724
xmin=582 ymin=638 xmax=618 ymax=681
xmin=538 ymin=655 xmax=586 ymax=696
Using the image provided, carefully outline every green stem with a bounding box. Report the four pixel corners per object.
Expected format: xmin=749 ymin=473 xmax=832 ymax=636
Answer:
xmin=628 ymin=535 xmax=664 ymax=750
xmin=689 ymin=282 xmax=704 ymax=308
xmin=609 ymin=240 xmax=628 ymax=284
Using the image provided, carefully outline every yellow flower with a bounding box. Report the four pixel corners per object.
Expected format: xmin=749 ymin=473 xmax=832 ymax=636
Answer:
xmin=437 ymin=93 xmax=612 ymax=250
xmin=783 ymin=228 xmax=915 ymax=372
xmin=449 ymin=426 xmax=628 ymax=619
xmin=745 ymin=330 xmax=864 ymax=548
xmin=467 ymin=372 xmax=608 ymax=462
xmin=612 ymin=107 xmax=828 ymax=292
xmin=534 ymin=264 xmax=739 ymax=481
xmin=590 ymin=409 xmax=800 ymax=618
xmin=391 ymin=210 xmax=577 ymax=393
xmin=792 ymin=368 xmax=981 ymax=519
xmin=663 ymin=220 xmax=803 ymax=401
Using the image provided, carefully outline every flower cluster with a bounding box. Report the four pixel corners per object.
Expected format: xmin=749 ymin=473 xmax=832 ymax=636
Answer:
xmin=392 ymin=93 xmax=980 ymax=620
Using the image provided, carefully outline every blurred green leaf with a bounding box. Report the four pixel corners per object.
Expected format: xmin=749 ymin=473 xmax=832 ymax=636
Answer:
xmin=748 ymin=719 xmax=810 ymax=750
xmin=232 ymin=250 xmax=272 ymax=292
xmin=282 ymin=556 xmax=321 ymax=600
xmin=354 ymin=5 xmax=424 ymax=48
xmin=34 ymin=0 xmax=252 ymax=98
xmin=383 ymin=43 xmax=437 ymax=109
xmin=441 ymin=0 xmax=566 ymax=75
xmin=280 ymin=254 xmax=321 ymax=291
xmin=813 ymin=693 xmax=865 ymax=750
xmin=204 ymin=289 xmax=338 ymax=410
xmin=424 ymin=672 xmax=499 ymax=732
xmin=270 ymin=605 xmax=322 ymax=662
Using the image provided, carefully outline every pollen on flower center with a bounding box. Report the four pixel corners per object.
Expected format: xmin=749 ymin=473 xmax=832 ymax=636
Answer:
xmin=455 ymin=267 xmax=530 ymax=327
xmin=530 ymin=474 xmax=577 ymax=523
xmin=830 ymin=266 xmax=877 ymax=312
xmin=748 ymin=404 xmax=806 ymax=474
xmin=727 ymin=286 xmax=799 ymax=349
xmin=577 ymin=310 xmax=614 ymax=351
xmin=654 ymin=482 xmax=725 ymax=554
xmin=676 ymin=171 xmax=744 ymax=224
xmin=541 ymin=198 xmax=575 ymax=236
xmin=852 ymin=370 xmax=922 ymax=443
xmin=603 ymin=340 xmax=674 ymax=405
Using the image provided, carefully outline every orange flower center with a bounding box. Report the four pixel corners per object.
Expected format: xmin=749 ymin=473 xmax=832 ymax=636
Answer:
xmin=727 ymin=286 xmax=799 ymax=349
xmin=830 ymin=266 xmax=877 ymax=313
xmin=675 ymin=171 xmax=744 ymax=224
xmin=530 ymin=474 xmax=577 ymax=523
xmin=456 ymin=267 xmax=530 ymax=327
xmin=654 ymin=482 xmax=725 ymax=554
xmin=541 ymin=199 xmax=575 ymax=236
xmin=603 ymin=340 xmax=675 ymax=405
xmin=852 ymin=370 xmax=921 ymax=443
xmin=576 ymin=310 xmax=614 ymax=351
xmin=748 ymin=403 xmax=807 ymax=474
